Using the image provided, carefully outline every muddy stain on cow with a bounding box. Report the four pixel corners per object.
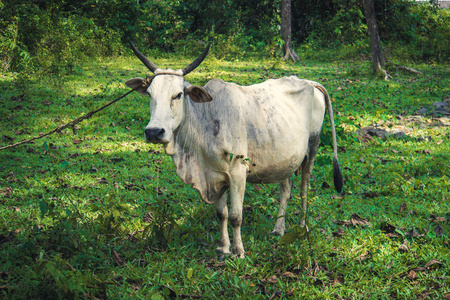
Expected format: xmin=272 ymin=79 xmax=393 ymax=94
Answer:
xmin=213 ymin=120 xmax=220 ymax=136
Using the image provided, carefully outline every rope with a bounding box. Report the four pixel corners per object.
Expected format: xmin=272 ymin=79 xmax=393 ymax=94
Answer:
xmin=0 ymin=87 xmax=139 ymax=151
xmin=0 ymin=73 xmax=187 ymax=151
xmin=1 ymin=73 xmax=188 ymax=151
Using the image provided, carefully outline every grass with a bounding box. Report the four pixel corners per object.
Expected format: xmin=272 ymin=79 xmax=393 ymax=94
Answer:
xmin=0 ymin=53 xmax=449 ymax=299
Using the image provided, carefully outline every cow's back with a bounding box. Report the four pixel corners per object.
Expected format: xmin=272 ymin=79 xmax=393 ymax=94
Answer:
xmin=198 ymin=76 xmax=325 ymax=183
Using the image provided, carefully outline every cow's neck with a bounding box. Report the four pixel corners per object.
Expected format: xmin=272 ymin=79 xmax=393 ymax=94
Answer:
xmin=164 ymin=89 xmax=203 ymax=156
xmin=164 ymin=97 xmax=216 ymax=204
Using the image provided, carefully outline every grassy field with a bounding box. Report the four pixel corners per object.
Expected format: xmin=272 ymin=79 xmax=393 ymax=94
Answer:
xmin=0 ymin=53 xmax=449 ymax=299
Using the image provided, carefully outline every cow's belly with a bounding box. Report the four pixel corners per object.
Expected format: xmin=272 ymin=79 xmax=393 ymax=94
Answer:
xmin=246 ymin=138 xmax=308 ymax=184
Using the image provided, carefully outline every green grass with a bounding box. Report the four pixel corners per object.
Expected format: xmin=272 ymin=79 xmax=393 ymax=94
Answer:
xmin=0 ymin=54 xmax=449 ymax=299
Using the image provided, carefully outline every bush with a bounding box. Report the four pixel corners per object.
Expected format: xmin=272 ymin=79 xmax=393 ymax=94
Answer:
xmin=36 ymin=16 xmax=122 ymax=75
xmin=303 ymin=0 xmax=449 ymax=62
xmin=382 ymin=2 xmax=450 ymax=61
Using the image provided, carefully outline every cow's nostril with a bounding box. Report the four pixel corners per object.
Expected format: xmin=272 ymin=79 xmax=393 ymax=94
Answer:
xmin=145 ymin=128 xmax=165 ymax=142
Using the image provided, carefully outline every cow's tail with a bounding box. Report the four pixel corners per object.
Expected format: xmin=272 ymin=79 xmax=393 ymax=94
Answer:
xmin=315 ymin=85 xmax=343 ymax=194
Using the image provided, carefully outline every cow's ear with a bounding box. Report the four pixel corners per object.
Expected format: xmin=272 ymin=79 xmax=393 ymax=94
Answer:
xmin=186 ymin=85 xmax=213 ymax=103
xmin=125 ymin=78 xmax=149 ymax=95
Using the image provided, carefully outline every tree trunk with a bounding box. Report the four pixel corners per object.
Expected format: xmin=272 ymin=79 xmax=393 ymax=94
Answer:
xmin=281 ymin=0 xmax=299 ymax=61
xmin=363 ymin=0 xmax=385 ymax=74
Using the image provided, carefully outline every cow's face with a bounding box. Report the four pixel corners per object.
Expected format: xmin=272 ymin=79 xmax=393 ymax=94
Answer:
xmin=126 ymin=71 xmax=212 ymax=144
xmin=125 ymin=41 xmax=211 ymax=144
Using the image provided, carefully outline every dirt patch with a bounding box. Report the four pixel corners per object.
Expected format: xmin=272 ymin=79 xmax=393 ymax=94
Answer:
xmin=355 ymin=100 xmax=450 ymax=140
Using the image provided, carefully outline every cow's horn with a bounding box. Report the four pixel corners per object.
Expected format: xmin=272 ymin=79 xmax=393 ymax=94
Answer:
xmin=129 ymin=40 xmax=158 ymax=73
xmin=181 ymin=43 xmax=211 ymax=76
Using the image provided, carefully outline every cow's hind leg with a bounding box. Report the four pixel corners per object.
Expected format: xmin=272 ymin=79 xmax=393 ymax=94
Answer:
xmin=300 ymin=135 xmax=321 ymax=227
xmin=215 ymin=192 xmax=231 ymax=256
xmin=272 ymin=177 xmax=292 ymax=236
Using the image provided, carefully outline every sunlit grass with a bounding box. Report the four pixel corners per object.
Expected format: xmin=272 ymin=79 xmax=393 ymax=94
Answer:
xmin=0 ymin=54 xmax=449 ymax=298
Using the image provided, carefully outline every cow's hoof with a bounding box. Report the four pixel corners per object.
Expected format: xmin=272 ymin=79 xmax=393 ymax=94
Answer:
xmin=215 ymin=247 xmax=231 ymax=256
xmin=271 ymin=229 xmax=285 ymax=236
xmin=232 ymin=252 xmax=245 ymax=259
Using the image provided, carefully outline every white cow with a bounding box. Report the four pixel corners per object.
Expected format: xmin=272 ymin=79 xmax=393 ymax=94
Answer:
xmin=126 ymin=42 xmax=343 ymax=258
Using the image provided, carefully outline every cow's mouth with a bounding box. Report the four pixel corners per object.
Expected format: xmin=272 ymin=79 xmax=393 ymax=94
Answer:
xmin=144 ymin=127 xmax=167 ymax=144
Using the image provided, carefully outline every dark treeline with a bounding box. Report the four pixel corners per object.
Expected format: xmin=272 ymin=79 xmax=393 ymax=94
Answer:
xmin=0 ymin=0 xmax=448 ymax=72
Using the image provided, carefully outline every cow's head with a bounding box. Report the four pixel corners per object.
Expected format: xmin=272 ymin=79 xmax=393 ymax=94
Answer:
xmin=126 ymin=41 xmax=212 ymax=144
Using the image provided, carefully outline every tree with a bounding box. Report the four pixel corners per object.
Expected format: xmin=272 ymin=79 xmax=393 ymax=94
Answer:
xmin=281 ymin=0 xmax=299 ymax=61
xmin=363 ymin=0 xmax=386 ymax=77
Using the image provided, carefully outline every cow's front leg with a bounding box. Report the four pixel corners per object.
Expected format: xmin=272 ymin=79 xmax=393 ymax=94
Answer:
xmin=272 ymin=177 xmax=292 ymax=236
xmin=215 ymin=193 xmax=230 ymax=255
xmin=229 ymin=172 xmax=247 ymax=258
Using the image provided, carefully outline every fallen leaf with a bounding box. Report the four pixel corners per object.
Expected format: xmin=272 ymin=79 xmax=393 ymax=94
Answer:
xmin=268 ymin=290 xmax=282 ymax=300
xmin=435 ymin=224 xmax=443 ymax=237
xmin=350 ymin=213 xmax=371 ymax=227
xmin=97 ymin=178 xmax=108 ymax=184
xmin=321 ymin=182 xmax=330 ymax=189
xmin=424 ymin=259 xmax=442 ymax=269
xmin=0 ymin=187 xmax=13 ymax=197
xmin=72 ymin=139 xmax=83 ymax=144
xmin=380 ymin=222 xmax=397 ymax=234
xmin=332 ymin=219 xmax=351 ymax=226
xmin=281 ymin=271 xmax=296 ymax=279
xmin=444 ymin=292 xmax=450 ymax=299
xmin=418 ymin=291 xmax=431 ymax=300
xmin=398 ymin=240 xmax=410 ymax=253
xmin=267 ymin=275 xmax=277 ymax=284
xmin=239 ymin=273 xmax=252 ymax=279
xmin=408 ymin=270 xmax=418 ymax=280
xmin=111 ymin=157 xmax=125 ymax=163
xmin=399 ymin=202 xmax=407 ymax=213
xmin=2 ymin=135 xmax=14 ymax=142
xmin=423 ymin=149 xmax=432 ymax=154
xmin=405 ymin=228 xmax=423 ymax=237
xmin=429 ymin=216 xmax=447 ymax=223
xmin=332 ymin=227 xmax=345 ymax=237
xmin=362 ymin=191 xmax=379 ymax=198
xmin=358 ymin=251 xmax=370 ymax=261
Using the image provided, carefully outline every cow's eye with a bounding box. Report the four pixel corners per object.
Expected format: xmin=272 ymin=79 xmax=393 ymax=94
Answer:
xmin=173 ymin=92 xmax=183 ymax=100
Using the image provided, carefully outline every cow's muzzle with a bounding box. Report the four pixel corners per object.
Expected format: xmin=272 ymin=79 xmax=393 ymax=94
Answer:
xmin=145 ymin=127 xmax=165 ymax=144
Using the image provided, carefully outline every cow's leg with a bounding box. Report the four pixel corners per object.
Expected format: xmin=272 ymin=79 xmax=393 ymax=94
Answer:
xmin=299 ymin=159 xmax=311 ymax=228
xmin=272 ymin=177 xmax=292 ymax=236
xmin=229 ymin=171 xmax=247 ymax=258
xmin=215 ymin=192 xmax=231 ymax=255
xmin=300 ymin=136 xmax=320 ymax=227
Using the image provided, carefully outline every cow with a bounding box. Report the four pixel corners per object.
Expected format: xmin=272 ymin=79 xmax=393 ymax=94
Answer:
xmin=126 ymin=41 xmax=343 ymax=258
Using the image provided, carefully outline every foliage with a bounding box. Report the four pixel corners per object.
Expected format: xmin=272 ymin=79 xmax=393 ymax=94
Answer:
xmin=2 ymin=0 xmax=448 ymax=73
xmin=1 ymin=51 xmax=449 ymax=298
xmin=379 ymin=1 xmax=450 ymax=61
xmin=302 ymin=0 xmax=450 ymax=62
